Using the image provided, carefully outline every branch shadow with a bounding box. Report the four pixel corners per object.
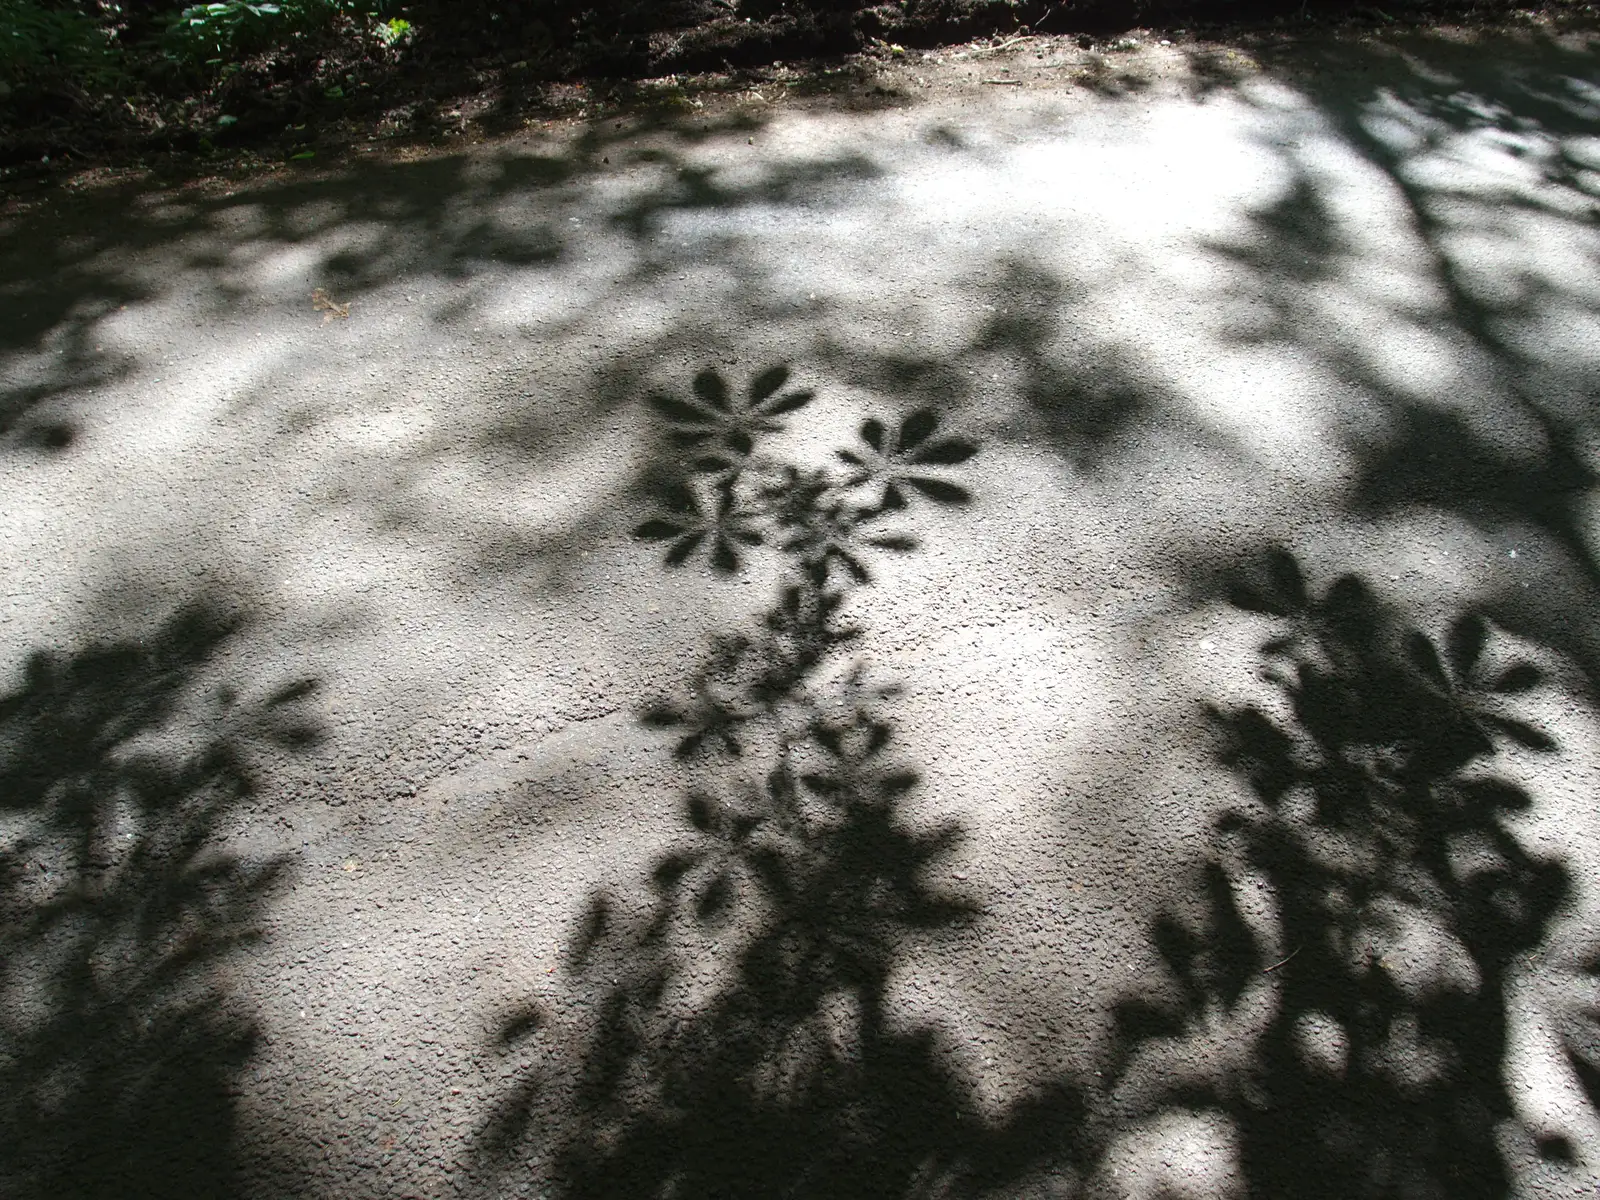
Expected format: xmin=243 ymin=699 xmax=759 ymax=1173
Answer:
xmin=0 ymin=600 xmax=321 ymax=1199
xmin=474 ymin=364 xmax=1089 ymax=1198
xmin=1106 ymin=547 xmax=1572 ymax=1198
xmin=1192 ymin=28 xmax=1600 ymax=680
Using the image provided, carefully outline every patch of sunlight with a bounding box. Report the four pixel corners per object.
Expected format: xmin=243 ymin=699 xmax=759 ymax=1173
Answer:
xmin=1093 ymin=1109 xmax=1244 ymax=1200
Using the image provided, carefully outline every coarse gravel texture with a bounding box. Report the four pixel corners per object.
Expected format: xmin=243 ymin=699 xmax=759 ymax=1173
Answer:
xmin=3 ymin=25 xmax=1600 ymax=1200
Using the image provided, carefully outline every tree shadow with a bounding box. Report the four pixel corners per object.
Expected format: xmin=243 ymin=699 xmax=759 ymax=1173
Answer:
xmin=1196 ymin=29 xmax=1600 ymax=679
xmin=1108 ymin=547 xmax=1570 ymax=1198
xmin=0 ymin=601 xmax=320 ymax=1199
xmin=475 ymin=364 xmax=1090 ymax=1198
xmin=0 ymin=102 xmax=863 ymax=456
xmin=6 ymin=29 xmax=1600 ymax=1197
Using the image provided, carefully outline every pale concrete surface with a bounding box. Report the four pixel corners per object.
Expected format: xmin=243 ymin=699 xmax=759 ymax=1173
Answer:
xmin=2 ymin=28 xmax=1599 ymax=1200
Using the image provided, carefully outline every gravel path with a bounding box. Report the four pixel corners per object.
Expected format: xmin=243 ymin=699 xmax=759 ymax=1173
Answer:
xmin=3 ymin=27 xmax=1600 ymax=1200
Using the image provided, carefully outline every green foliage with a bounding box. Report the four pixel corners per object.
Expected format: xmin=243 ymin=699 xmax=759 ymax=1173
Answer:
xmin=0 ymin=0 xmax=122 ymax=85
xmin=0 ymin=0 xmax=405 ymax=89
xmin=163 ymin=0 xmax=395 ymax=68
xmin=167 ymin=0 xmax=281 ymax=63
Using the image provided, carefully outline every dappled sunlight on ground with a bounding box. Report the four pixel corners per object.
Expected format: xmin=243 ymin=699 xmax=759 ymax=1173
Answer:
xmin=2 ymin=26 xmax=1599 ymax=1199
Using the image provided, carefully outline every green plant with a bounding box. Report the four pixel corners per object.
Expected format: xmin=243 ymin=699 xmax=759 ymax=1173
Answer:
xmin=0 ymin=0 xmax=123 ymax=86
xmin=162 ymin=0 xmax=395 ymax=69
xmin=167 ymin=0 xmax=281 ymax=63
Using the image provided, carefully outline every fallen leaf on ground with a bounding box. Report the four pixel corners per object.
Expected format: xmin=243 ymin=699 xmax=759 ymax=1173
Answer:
xmin=313 ymin=288 xmax=351 ymax=322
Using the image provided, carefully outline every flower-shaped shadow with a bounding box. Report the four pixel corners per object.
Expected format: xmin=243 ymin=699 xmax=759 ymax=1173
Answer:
xmin=760 ymin=466 xmax=919 ymax=586
xmin=649 ymin=365 xmax=816 ymax=465
xmin=634 ymin=481 xmax=764 ymax=574
xmin=635 ymin=366 xmax=978 ymax=582
xmin=837 ymin=408 xmax=977 ymax=512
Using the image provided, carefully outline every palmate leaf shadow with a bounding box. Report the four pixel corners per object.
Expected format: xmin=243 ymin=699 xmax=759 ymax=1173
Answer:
xmin=479 ymin=366 xmax=1085 ymax=1197
xmin=0 ymin=601 xmax=320 ymax=1200
xmin=1110 ymin=548 xmax=1572 ymax=1199
xmin=634 ymin=363 xmax=973 ymax=580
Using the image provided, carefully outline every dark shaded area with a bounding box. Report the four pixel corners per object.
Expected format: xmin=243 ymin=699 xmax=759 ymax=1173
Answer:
xmin=4 ymin=0 xmax=1594 ymax=168
xmin=0 ymin=601 xmax=320 ymax=1199
xmin=1113 ymin=548 xmax=1570 ymax=1198
xmin=405 ymin=0 xmax=1441 ymax=80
